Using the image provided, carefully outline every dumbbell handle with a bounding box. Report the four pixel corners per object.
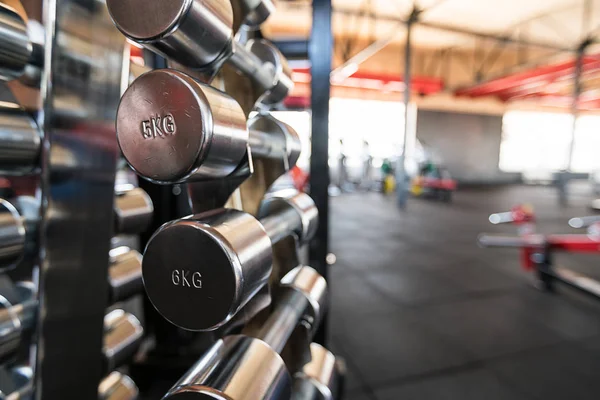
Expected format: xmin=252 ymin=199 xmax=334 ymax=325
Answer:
xmin=569 ymin=215 xmax=600 ymax=229
xmin=258 ymin=289 xmax=309 ymax=354
xmin=248 ymin=128 xmax=287 ymax=160
xmin=0 ymin=3 xmax=32 ymax=82
xmin=108 ymin=247 xmax=143 ymax=303
xmin=0 ymin=286 xmax=36 ymax=363
xmin=114 ymin=186 xmax=153 ymax=235
xmin=99 ymin=372 xmax=139 ymax=400
xmin=260 ymin=206 xmax=303 ymax=244
xmin=0 ymin=198 xmax=26 ymax=270
xmin=0 ymin=296 xmax=36 ymax=330
xmin=103 ymin=310 xmax=144 ymax=371
xmin=230 ymin=41 xmax=276 ymax=94
xmin=488 ymin=212 xmax=514 ymax=225
xmin=478 ymin=234 xmax=545 ymax=248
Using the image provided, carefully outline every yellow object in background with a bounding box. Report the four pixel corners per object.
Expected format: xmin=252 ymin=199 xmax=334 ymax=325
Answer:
xmin=411 ymin=182 xmax=423 ymax=196
xmin=384 ymin=175 xmax=396 ymax=194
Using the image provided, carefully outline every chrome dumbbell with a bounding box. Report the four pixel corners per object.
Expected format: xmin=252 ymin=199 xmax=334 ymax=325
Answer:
xmin=0 ymin=196 xmax=40 ymax=274
xmin=106 ymin=0 xmax=292 ymax=105
xmin=248 ymin=113 xmax=302 ymax=170
xmin=0 ymin=199 xmax=26 ymax=272
xmin=0 ymin=3 xmax=43 ymax=85
xmin=0 ymin=365 xmax=32 ymax=399
xmin=0 ymin=282 xmax=36 ymax=363
xmin=114 ymin=185 xmax=153 ymax=235
xmin=143 ymin=190 xmax=317 ymax=331
xmin=259 ymin=189 xmax=318 ymax=244
xmin=240 ymin=0 xmax=275 ymax=27
xmin=103 ymin=309 xmax=144 ymax=372
xmin=569 ymin=215 xmax=600 ymax=236
xmin=477 ymin=234 xmax=544 ymax=248
xmin=293 ymin=343 xmax=343 ymax=400
xmin=108 ymin=246 xmax=143 ymax=303
xmin=568 ymin=215 xmax=600 ymax=229
xmin=116 ymin=69 xmax=301 ymax=185
xmin=163 ymin=266 xmax=327 ymax=400
xmin=0 ymin=102 xmax=42 ymax=174
xmin=99 ymin=372 xmax=139 ymax=400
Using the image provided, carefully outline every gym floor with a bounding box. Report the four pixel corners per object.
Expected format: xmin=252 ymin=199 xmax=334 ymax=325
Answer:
xmin=329 ymin=184 xmax=600 ymax=400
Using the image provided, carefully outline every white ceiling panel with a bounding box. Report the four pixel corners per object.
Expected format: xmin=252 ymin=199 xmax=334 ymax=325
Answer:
xmin=269 ymin=0 xmax=600 ymax=50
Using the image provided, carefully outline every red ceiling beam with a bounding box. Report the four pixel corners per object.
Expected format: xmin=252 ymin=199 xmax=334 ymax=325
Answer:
xmin=456 ymin=54 xmax=600 ymax=98
xmin=292 ymin=67 xmax=444 ymax=96
xmin=505 ymin=92 xmax=600 ymax=110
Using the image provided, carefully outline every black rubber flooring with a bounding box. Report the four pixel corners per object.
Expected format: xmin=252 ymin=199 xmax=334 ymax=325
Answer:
xmin=329 ymin=184 xmax=600 ymax=400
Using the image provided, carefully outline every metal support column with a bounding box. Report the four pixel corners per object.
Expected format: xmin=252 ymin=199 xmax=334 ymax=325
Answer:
xmin=567 ymin=43 xmax=586 ymax=171
xmin=396 ymin=10 xmax=418 ymax=209
xmin=566 ymin=0 xmax=593 ymax=172
xmin=273 ymin=40 xmax=309 ymax=60
xmin=35 ymin=0 xmax=126 ymax=398
xmin=309 ymin=0 xmax=332 ymax=344
xmin=559 ymin=39 xmax=590 ymax=205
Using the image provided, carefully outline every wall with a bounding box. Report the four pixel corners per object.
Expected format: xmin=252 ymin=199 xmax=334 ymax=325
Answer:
xmin=416 ymin=110 xmax=520 ymax=184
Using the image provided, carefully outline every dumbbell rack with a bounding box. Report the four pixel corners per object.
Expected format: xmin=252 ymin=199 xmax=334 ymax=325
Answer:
xmin=0 ymin=0 xmax=339 ymax=399
xmin=0 ymin=0 xmax=177 ymax=398
xmin=107 ymin=0 xmax=343 ymax=396
xmin=0 ymin=0 xmax=146 ymax=398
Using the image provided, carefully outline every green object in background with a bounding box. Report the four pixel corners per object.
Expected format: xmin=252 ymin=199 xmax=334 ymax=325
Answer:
xmin=381 ymin=159 xmax=393 ymax=175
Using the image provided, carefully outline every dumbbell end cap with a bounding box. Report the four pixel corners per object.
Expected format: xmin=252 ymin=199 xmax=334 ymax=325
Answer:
xmin=107 ymin=0 xmax=190 ymax=41
xmin=259 ymin=189 xmax=318 ymax=244
xmin=295 ymin=343 xmax=342 ymax=400
xmin=163 ymin=389 xmax=226 ymax=399
xmin=142 ymin=220 xmax=242 ymax=331
xmin=244 ymin=0 xmax=275 ymax=27
xmin=117 ymin=69 xmax=208 ymax=184
xmin=568 ymin=217 xmax=584 ymax=228
xmin=280 ymin=266 xmax=327 ymax=330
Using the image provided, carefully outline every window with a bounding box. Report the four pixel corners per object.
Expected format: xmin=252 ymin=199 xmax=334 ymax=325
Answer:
xmin=501 ymin=111 xmax=600 ymax=173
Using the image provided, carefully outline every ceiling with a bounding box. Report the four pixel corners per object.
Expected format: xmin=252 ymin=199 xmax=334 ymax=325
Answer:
xmin=265 ymin=0 xmax=600 ymax=111
xmin=264 ymin=0 xmax=600 ymax=50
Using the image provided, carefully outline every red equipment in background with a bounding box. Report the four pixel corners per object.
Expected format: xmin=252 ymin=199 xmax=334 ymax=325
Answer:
xmin=478 ymin=206 xmax=600 ymax=298
xmin=290 ymin=166 xmax=309 ymax=192
xmin=411 ymin=162 xmax=457 ymax=203
xmin=415 ymin=176 xmax=457 ymax=191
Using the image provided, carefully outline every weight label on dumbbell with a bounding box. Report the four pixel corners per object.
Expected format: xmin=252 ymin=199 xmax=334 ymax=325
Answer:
xmin=141 ymin=114 xmax=177 ymax=139
xmin=172 ymin=269 xmax=202 ymax=289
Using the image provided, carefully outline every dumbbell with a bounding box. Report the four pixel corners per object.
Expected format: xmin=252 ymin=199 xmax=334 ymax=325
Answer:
xmin=0 ymin=102 xmax=42 ymax=174
xmin=99 ymin=372 xmax=139 ymax=400
xmin=477 ymin=234 xmax=544 ymax=248
xmin=0 ymin=282 xmax=36 ymax=363
xmin=0 ymin=3 xmax=43 ymax=85
xmin=259 ymin=189 xmax=318 ymax=244
xmin=0 ymin=199 xmax=26 ymax=271
xmin=116 ymin=69 xmax=301 ymax=185
xmin=568 ymin=215 xmax=600 ymax=237
xmin=143 ymin=189 xmax=318 ymax=331
xmin=108 ymin=246 xmax=143 ymax=303
xmin=0 ymin=365 xmax=32 ymax=399
xmin=240 ymin=0 xmax=275 ymax=27
xmin=293 ymin=344 xmax=342 ymax=400
xmin=114 ymin=185 xmax=154 ymax=234
xmin=488 ymin=204 xmax=535 ymax=225
xmin=568 ymin=215 xmax=600 ymax=229
xmin=106 ymin=0 xmax=292 ymax=106
xmin=103 ymin=309 xmax=144 ymax=372
xmin=163 ymin=265 xmax=327 ymax=399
